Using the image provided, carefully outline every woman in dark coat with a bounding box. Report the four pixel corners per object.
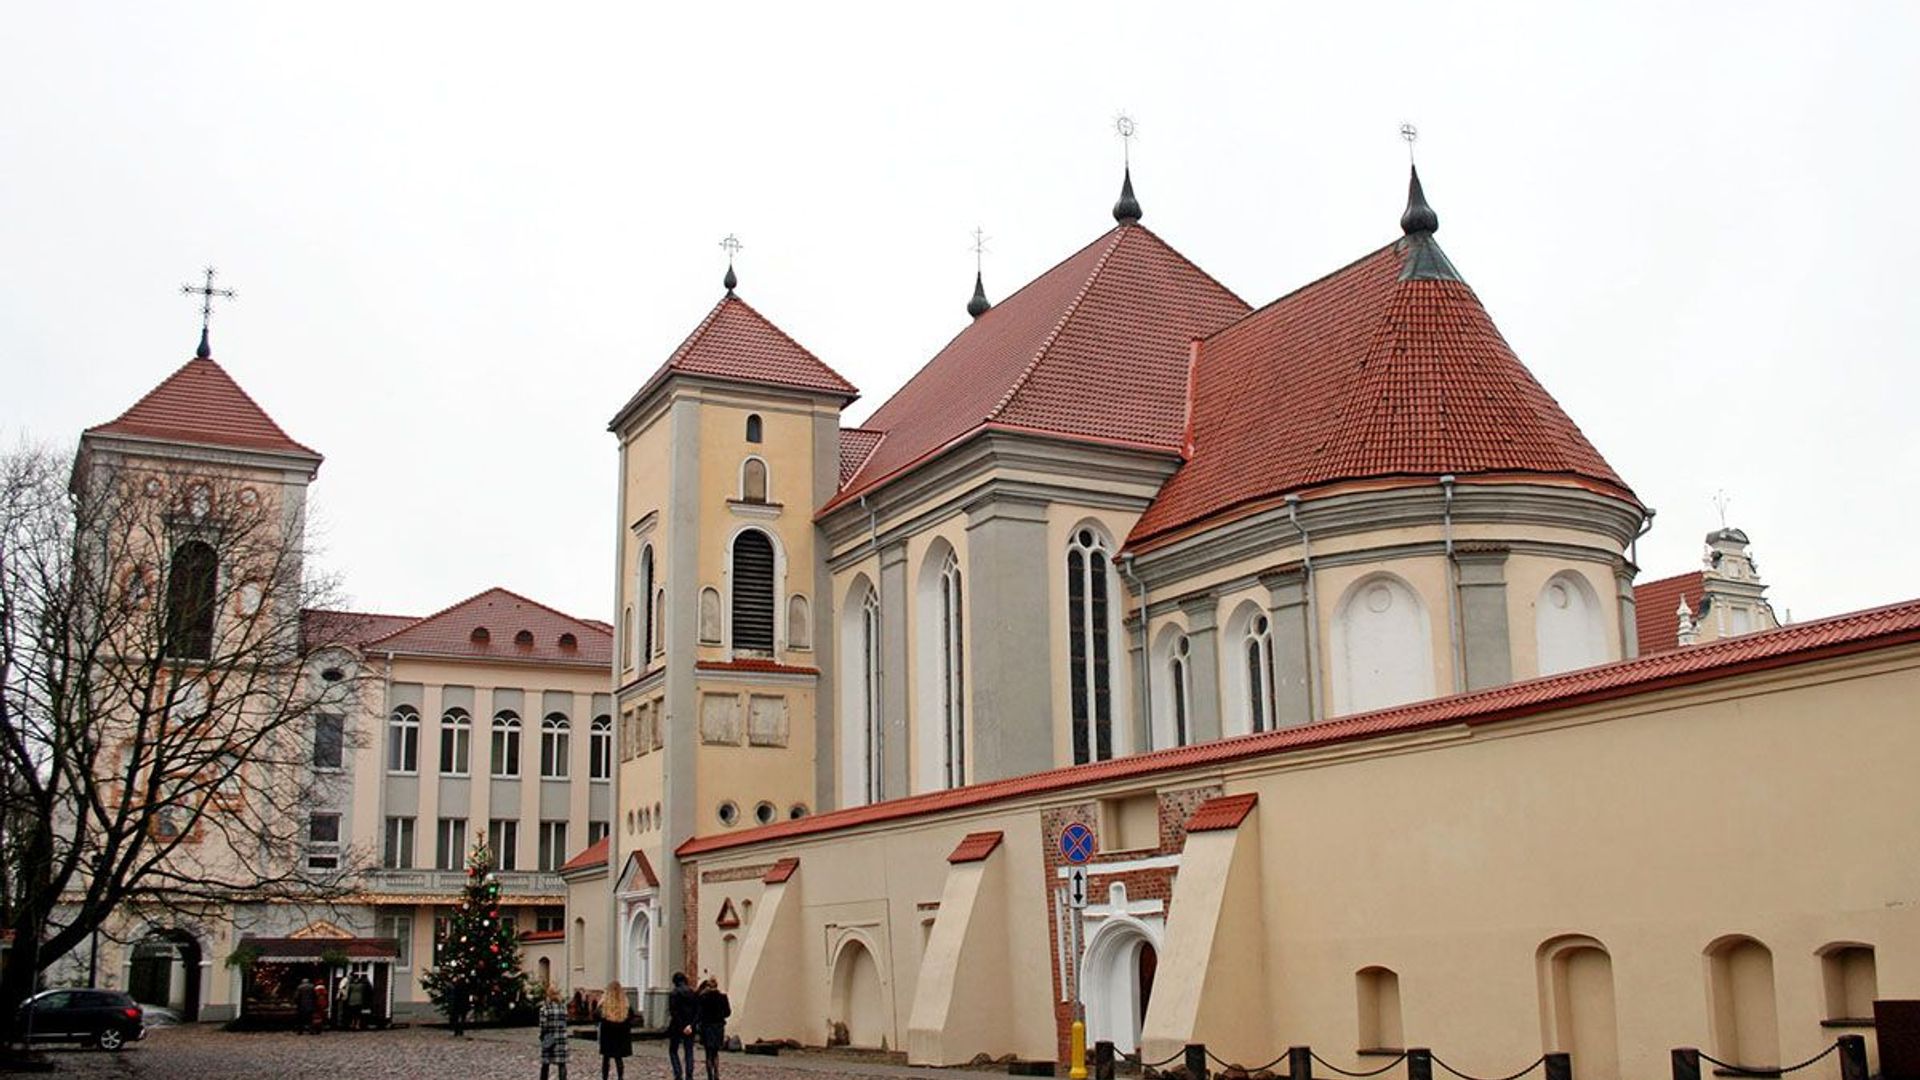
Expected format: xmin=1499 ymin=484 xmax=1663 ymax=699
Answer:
xmin=596 ymin=981 xmax=633 ymax=1080
xmin=695 ymin=978 xmax=731 ymax=1080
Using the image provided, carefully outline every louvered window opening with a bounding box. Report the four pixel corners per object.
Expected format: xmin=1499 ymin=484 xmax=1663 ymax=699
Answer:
xmin=732 ymin=530 xmax=776 ymax=653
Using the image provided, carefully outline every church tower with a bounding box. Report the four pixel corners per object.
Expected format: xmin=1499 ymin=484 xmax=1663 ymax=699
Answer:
xmin=606 ymin=260 xmax=855 ymax=984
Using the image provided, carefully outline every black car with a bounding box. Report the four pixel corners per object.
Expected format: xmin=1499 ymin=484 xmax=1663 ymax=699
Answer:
xmin=18 ymin=988 xmax=146 ymax=1050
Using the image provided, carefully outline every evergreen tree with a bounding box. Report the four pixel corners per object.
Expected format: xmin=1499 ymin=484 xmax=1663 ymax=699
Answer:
xmin=421 ymin=837 xmax=527 ymax=1022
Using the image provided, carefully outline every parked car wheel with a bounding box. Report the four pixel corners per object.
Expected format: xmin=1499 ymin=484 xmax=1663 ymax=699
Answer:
xmin=97 ymin=1027 xmax=125 ymax=1051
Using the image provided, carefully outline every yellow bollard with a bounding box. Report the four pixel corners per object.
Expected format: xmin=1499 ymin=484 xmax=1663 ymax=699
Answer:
xmin=1069 ymin=1017 xmax=1088 ymax=1080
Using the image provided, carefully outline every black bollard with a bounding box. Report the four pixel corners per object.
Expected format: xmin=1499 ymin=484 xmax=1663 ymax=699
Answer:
xmin=1187 ymin=1044 xmax=1210 ymax=1080
xmin=1094 ymin=1040 xmax=1115 ymax=1080
xmin=1838 ymin=1035 xmax=1868 ymax=1080
xmin=1408 ymin=1048 xmax=1434 ymax=1080
xmin=1545 ymin=1052 xmax=1572 ymax=1080
xmin=1290 ymin=1045 xmax=1314 ymax=1080
xmin=1673 ymin=1048 xmax=1702 ymax=1080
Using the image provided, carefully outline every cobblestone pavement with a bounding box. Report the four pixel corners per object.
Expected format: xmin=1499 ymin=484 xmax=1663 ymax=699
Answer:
xmin=41 ymin=1023 xmax=1015 ymax=1080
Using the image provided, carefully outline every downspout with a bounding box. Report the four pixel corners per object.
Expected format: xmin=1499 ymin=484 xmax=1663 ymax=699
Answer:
xmin=1119 ymin=554 xmax=1150 ymax=749
xmin=1441 ymin=475 xmax=1464 ymax=694
xmin=1630 ymin=507 xmax=1656 ymax=568
xmin=1627 ymin=507 xmax=1657 ymax=657
xmin=1284 ymin=495 xmax=1322 ymax=722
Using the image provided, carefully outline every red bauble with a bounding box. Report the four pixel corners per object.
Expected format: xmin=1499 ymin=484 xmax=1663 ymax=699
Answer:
xmin=490 ymin=943 xmax=500 ymax=953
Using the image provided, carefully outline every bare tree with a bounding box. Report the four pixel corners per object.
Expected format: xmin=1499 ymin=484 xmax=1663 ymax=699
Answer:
xmin=0 ymin=443 xmax=368 ymax=1035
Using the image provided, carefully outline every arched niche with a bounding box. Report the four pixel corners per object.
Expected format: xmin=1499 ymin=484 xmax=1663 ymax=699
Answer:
xmin=1535 ymin=570 xmax=1608 ymax=676
xmin=1329 ymin=572 xmax=1434 ymax=715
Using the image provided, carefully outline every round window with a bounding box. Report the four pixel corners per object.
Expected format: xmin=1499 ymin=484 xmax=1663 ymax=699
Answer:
xmin=717 ymin=801 xmax=740 ymax=827
xmin=788 ymin=804 xmax=809 ymax=821
xmin=320 ymin=667 xmax=345 ymax=684
xmin=754 ymin=801 xmax=776 ymax=826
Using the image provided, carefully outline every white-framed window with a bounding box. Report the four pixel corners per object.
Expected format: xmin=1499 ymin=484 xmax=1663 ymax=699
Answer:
xmin=1067 ymin=528 xmax=1117 ymax=764
xmin=388 ymin=706 xmax=420 ymax=774
xmin=538 ymin=820 xmax=568 ymax=872
xmin=937 ymin=550 xmax=965 ymax=788
xmin=491 ymin=711 xmax=521 ymax=777
xmin=587 ymin=819 xmax=609 ymax=845
xmin=312 ymin=714 xmax=344 ymax=770
xmin=383 ymin=816 xmax=415 ymax=869
xmin=731 ymin=528 xmax=777 ymax=653
xmin=1244 ymin=613 xmax=1276 ymax=734
xmin=439 ymin=707 xmax=472 ymax=775
xmin=540 ymin=713 xmax=570 ymax=778
xmin=307 ymin=812 xmax=341 ymax=870
xmin=589 ymin=715 xmax=612 ymax=780
xmin=435 ymin=817 xmax=467 ymax=870
xmin=488 ymin=818 xmax=519 ymax=871
xmin=380 ymin=914 xmax=412 ymax=967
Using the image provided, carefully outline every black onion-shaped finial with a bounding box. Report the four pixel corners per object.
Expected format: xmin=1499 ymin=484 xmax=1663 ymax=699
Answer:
xmin=196 ymin=325 xmax=211 ymax=359
xmin=1112 ymin=165 xmax=1142 ymax=225
xmin=723 ymin=264 xmax=738 ymax=294
xmin=967 ymin=270 xmax=991 ymax=319
xmin=1400 ymin=164 xmax=1439 ymax=235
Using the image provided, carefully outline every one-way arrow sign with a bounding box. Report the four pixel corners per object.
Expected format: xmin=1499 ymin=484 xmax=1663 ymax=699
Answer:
xmin=1068 ymin=865 xmax=1090 ymax=910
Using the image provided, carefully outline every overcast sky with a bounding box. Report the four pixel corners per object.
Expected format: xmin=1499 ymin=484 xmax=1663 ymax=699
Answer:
xmin=4 ymin=3 xmax=1916 ymax=626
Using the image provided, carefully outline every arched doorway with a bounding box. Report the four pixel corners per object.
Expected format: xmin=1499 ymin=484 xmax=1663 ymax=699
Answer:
xmin=624 ymin=910 xmax=651 ymax=990
xmin=127 ymin=930 xmax=201 ymax=1020
xmin=829 ymin=938 xmax=887 ymax=1049
xmin=1084 ymin=918 xmax=1161 ymax=1054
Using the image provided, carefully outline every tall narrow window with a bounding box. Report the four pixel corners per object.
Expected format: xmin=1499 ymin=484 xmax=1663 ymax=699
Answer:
xmin=388 ymin=706 xmax=420 ymax=773
xmin=1246 ymin=614 xmax=1276 ymax=733
xmin=621 ymin=605 xmax=634 ymax=670
xmin=436 ymin=817 xmax=468 ymax=870
xmin=639 ymin=545 xmax=655 ymax=664
xmin=439 ymin=707 xmax=471 ymax=775
xmin=787 ymin=594 xmax=811 ymax=650
xmin=745 ymin=414 xmax=763 ymax=443
xmin=491 ymin=712 xmax=521 ymax=778
xmin=383 ymin=816 xmax=415 ymax=869
xmin=741 ymin=458 xmax=769 ymax=503
xmin=538 ymin=821 xmax=569 ymax=872
xmin=164 ymin=540 xmax=218 ymax=659
xmin=1068 ymin=529 xmax=1115 ymax=764
xmin=307 ymin=813 xmax=341 ymax=870
xmin=938 ymin=551 xmax=966 ymax=788
xmin=589 ymin=715 xmax=612 ymax=780
xmin=488 ymin=819 xmax=519 ymax=871
xmin=654 ymin=588 xmax=665 ymax=656
xmin=731 ymin=529 xmax=776 ymax=653
xmin=1169 ymin=636 xmax=1191 ymax=747
xmin=312 ymin=714 xmax=345 ymax=770
xmin=863 ymin=588 xmax=882 ymax=803
xmin=541 ymin=713 xmax=570 ymax=778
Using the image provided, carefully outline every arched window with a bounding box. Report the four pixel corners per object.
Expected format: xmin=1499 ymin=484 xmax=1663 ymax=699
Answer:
xmin=1150 ymin=625 xmax=1191 ymax=750
xmin=1244 ymin=613 xmax=1276 ymax=733
xmin=1169 ymin=635 xmax=1191 ymax=747
xmin=1535 ymin=570 xmax=1608 ymax=675
xmin=540 ymin=713 xmax=570 ymax=778
xmin=937 ymin=550 xmax=966 ymax=787
xmin=621 ymin=605 xmax=634 ymax=670
xmin=1067 ymin=528 xmax=1117 ymax=764
xmin=839 ymin=577 xmax=883 ymax=806
xmin=731 ymin=529 xmax=776 ymax=653
xmin=439 ymin=707 xmax=472 ymax=775
xmin=164 ymin=540 xmax=218 ymax=659
xmin=653 ymin=587 xmax=665 ymax=656
xmin=589 ymin=715 xmax=612 ymax=780
xmin=862 ymin=588 xmax=882 ymax=801
xmin=745 ymin=414 xmax=763 ymax=443
xmin=638 ymin=545 xmax=655 ymax=664
xmin=1330 ymin=574 xmax=1435 ymax=716
xmin=491 ymin=711 xmax=522 ymax=778
xmin=787 ymin=594 xmax=811 ymax=650
xmin=388 ymin=705 xmax=420 ymax=773
xmin=741 ymin=458 xmax=769 ymax=503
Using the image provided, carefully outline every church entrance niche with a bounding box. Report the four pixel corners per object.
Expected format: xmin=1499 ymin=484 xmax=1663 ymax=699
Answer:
xmin=829 ymin=937 xmax=887 ymax=1049
xmin=127 ymin=930 xmax=201 ymax=1021
xmin=624 ymin=909 xmax=651 ymax=991
xmin=1085 ymin=918 xmax=1161 ymax=1055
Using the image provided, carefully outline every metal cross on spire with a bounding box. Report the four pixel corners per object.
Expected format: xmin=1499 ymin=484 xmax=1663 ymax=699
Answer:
xmin=969 ymin=225 xmax=989 ymax=274
xmin=1711 ymin=489 xmax=1732 ymax=529
xmin=719 ymin=233 xmax=743 ymax=293
xmin=1400 ymin=121 xmax=1419 ymax=163
xmin=1114 ymin=113 xmax=1138 ymax=166
xmin=180 ymin=266 xmax=235 ymax=359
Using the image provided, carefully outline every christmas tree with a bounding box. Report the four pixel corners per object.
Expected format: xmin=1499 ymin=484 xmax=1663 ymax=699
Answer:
xmin=421 ymin=836 xmax=528 ymax=1022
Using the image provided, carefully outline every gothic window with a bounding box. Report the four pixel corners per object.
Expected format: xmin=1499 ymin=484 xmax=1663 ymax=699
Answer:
xmin=1169 ymin=635 xmax=1191 ymax=747
xmin=938 ymin=550 xmax=966 ymax=788
xmin=491 ymin=711 xmax=522 ymax=778
xmin=540 ymin=713 xmax=570 ymax=779
xmin=164 ymin=540 xmax=218 ymax=659
xmin=787 ymin=594 xmax=811 ymax=650
xmin=388 ymin=706 xmax=420 ymax=773
xmin=1245 ymin=614 xmax=1276 ymax=733
xmin=439 ymin=707 xmax=471 ymax=775
xmin=1067 ymin=529 xmax=1116 ymax=765
xmin=730 ymin=529 xmax=776 ymax=653
xmin=741 ymin=458 xmax=769 ymax=503
xmin=840 ymin=576 xmax=882 ymax=807
xmin=862 ymin=587 xmax=882 ymax=802
xmin=745 ymin=413 xmax=763 ymax=443
xmin=589 ymin=715 xmax=612 ymax=780
xmin=639 ymin=545 xmax=655 ymax=663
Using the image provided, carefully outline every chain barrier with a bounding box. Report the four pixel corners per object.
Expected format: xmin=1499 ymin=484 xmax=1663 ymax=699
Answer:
xmin=1430 ymin=1053 xmax=1547 ymax=1080
xmin=1117 ymin=1046 xmax=1189 ymax=1070
xmin=1313 ymin=1050 xmax=1411 ymax=1077
xmin=1698 ymin=1040 xmax=1840 ymax=1077
xmin=1205 ymin=1046 xmax=1291 ymax=1074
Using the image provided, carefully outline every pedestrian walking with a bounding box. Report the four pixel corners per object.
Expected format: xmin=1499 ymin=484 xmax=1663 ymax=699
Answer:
xmin=310 ymin=979 xmax=329 ymax=1035
xmin=447 ymin=981 xmax=470 ymax=1038
xmin=696 ymin=978 xmax=731 ymax=1080
xmin=293 ymin=978 xmax=315 ymax=1035
xmin=595 ymin=980 xmax=632 ymax=1080
xmin=538 ymin=982 xmax=570 ymax=1080
xmin=665 ymin=972 xmax=699 ymax=1080
xmin=346 ymin=972 xmax=370 ymax=1030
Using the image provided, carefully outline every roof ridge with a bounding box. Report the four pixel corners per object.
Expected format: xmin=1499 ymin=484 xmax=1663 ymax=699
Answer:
xmin=1208 ymin=240 xmax=1402 ymax=344
xmin=1132 ymin=223 xmax=1249 ymax=310
xmin=87 ymin=356 xmax=321 ymax=459
xmin=718 ymin=294 xmax=853 ymax=390
xmin=986 ymin=227 xmax=1130 ymax=422
xmin=364 ymin=585 xmax=609 ymax=648
xmin=664 ymin=296 xmax=735 ymax=368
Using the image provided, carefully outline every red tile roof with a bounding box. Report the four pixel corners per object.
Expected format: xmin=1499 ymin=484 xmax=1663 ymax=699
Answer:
xmin=301 ymin=608 xmax=422 ymax=650
xmin=612 ymin=295 xmax=857 ymax=428
xmin=1634 ymin=571 xmax=1708 ymax=656
xmin=560 ymin=835 xmax=611 ymax=874
xmin=1130 ymin=242 xmax=1636 ymax=547
xmin=680 ymin=595 xmax=1920 ymax=859
xmin=365 ymin=587 xmax=611 ymax=666
xmin=838 ymin=428 xmax=885 ymax=487
xmin=947 ymin=831 xmax=1004 ymax=864
xmin=695 ymin=658 xmax=819 ymax=676
xmin=519 ymin=929 xmax=565 ymax=943
xmin=1185 ymin=793 xmax=1259 ymax=833
xmin=86 ymin=356 xmax=321 ymax=462
xmin=762 ymin=857 xmax=799 ymax=884
xmin=823 ymin=225 xmax=1248 ymax=513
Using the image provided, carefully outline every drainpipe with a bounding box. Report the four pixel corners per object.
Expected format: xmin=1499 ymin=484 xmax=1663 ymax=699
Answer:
xmin=1630 ymin=507 xmax=1656 ymax=569
xmin=1119 ymin=554 xmax=1150 ymax=749
xmin=1284 ymin=495 xmax=1322 ymax=722
xmin=1441 ymin=475 xmax=1464 ymax=694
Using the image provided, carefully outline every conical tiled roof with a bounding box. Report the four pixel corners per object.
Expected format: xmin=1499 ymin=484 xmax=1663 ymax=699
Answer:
xmin=611 ymin=294 xmax=856 ymax=429
xmin=1130 ymin=237 xmax=1637 ymax=547
xmin=825 ymin=224 xmax=1248 ymax=511
xmin=86 ymin=356 xmax=320 ymax=460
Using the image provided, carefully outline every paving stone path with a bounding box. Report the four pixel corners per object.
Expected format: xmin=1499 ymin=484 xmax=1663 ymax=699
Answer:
xmin=42 ymin=1023 xmax=1013 ymax=1080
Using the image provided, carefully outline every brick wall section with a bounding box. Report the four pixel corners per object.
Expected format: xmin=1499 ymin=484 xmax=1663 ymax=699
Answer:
xmin=681 ymin=859 xmax=699 ymax=979
xmin=701 ymin=863 xmax=775 ymax=884
xmin=1041 ymin=783 xmax=1222 ymax=1064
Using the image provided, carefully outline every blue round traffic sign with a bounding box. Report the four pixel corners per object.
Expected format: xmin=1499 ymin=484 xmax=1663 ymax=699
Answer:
xmin=1059 ymin=822 xmax=1096 ymax=864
